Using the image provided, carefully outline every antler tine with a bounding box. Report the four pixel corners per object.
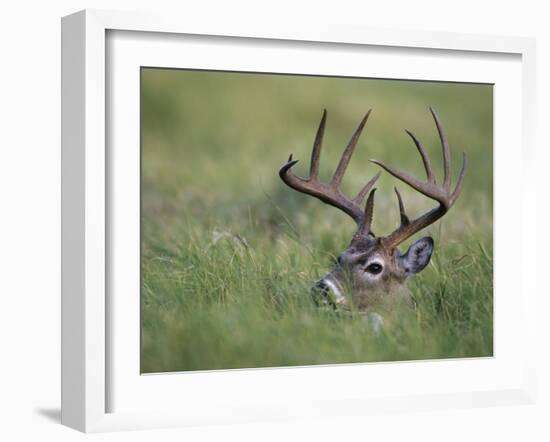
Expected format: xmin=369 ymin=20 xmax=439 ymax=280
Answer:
xmin=309 ymin=109 xmax=327 ymax=179
xmin=353 ymin=171 xmax=381 ymax=205
xmin=451 ymin=152 xmax=467 ymax=204
xmin=405 ymin=130 xmax=435 ymax=185
xmin=279 ymin=155 xmax=300 ymax=176
xmin=430 ymin=107 xmax=451 ymax=191
xmin=279 ymin=110 xmax=380 ymax=232
xmin=369 ymin=159 xmax=447 ymax=205
xmin=357 ymin=188 xmax=376 ymax=236
xmin=331 ymin=110 xmax=372 ymax=188
xmin=394 ymin=187 xmax=410 ymax=227
xmin=369 ymin=109 xmax=467 ymax=250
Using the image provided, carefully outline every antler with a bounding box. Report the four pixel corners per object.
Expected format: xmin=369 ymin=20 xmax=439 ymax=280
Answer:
xmin=370 ymin=108 xmax=467 ymax=250
xmin=279 ymin=110 xmax=381 ymax=236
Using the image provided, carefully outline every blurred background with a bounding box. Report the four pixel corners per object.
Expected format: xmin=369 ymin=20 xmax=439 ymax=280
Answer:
xmin=141 ymin=68 xmax=493 ymax=373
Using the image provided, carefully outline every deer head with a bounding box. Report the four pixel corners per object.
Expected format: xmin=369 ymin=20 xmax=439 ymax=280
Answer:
xmin=279 ymin=108 xmax=466 ymax=313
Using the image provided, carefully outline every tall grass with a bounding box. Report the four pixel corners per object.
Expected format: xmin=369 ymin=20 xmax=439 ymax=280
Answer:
xmin=140 ymin=69 xmax=493 ymax=373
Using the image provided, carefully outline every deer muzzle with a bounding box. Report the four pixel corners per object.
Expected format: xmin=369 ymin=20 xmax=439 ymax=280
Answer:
xmin=311 ymin=277 xmax=346 ymax=308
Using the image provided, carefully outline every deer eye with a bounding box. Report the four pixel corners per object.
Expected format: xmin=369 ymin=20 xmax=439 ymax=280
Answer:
xmin=365 ymin=263 xmax=383 ymax=274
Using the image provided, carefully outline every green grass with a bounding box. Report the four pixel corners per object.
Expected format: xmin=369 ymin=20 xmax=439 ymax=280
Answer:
xmin=140 ymin=69 xmax=493 ymax=373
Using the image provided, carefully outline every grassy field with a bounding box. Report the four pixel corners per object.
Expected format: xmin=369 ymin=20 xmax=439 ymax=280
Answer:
xmin=140 ymin=68 xmax=493 ymax=373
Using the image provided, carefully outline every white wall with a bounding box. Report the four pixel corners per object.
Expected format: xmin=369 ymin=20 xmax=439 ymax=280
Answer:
xmin=0 ymin=1 xmax=547 ymax=441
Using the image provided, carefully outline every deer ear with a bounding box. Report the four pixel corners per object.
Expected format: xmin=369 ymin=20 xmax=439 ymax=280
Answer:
xmin=399 ymin=237 xmax=434 ymax=275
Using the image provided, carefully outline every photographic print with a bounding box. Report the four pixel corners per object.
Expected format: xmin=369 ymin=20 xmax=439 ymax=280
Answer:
xmin=140 ymin=69 xmax=493 ymax=373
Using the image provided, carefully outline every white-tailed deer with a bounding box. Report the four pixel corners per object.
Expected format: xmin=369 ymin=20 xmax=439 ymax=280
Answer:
xmin=279 ymin=108 xmax=466 ymax=316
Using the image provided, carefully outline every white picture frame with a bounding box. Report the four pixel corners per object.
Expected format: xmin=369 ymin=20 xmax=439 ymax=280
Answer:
xmin=61 ymin=9 xmax=537 ymax=433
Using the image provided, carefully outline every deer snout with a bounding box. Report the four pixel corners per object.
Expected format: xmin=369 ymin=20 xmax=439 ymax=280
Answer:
xmin=311 ymin=277 xmax=346 ymax=308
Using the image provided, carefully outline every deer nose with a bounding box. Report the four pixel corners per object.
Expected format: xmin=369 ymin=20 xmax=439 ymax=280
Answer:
xmin=311 ymin=278 xmax=345 ymax=307
xmin=311 ymin=280 xmax=332 ymax=306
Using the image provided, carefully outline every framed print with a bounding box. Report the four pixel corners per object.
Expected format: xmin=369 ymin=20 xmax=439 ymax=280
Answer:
xmin=61 ymin=9 xmax=537 ymax=433
xmin=139 ymin=69 xmax=492 ymax=374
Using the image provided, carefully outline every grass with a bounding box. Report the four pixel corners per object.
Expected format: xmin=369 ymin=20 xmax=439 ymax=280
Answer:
xmin=140 ymin=68 xmax=493 ymax=373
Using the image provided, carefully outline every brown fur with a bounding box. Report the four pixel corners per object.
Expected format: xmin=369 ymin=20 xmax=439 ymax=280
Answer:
xmin=320 ymin=234 xmax=426 ymax=313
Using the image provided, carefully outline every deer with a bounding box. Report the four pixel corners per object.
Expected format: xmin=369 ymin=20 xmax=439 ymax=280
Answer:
xmin=279 ymin=108 xmax=466 ymax=325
